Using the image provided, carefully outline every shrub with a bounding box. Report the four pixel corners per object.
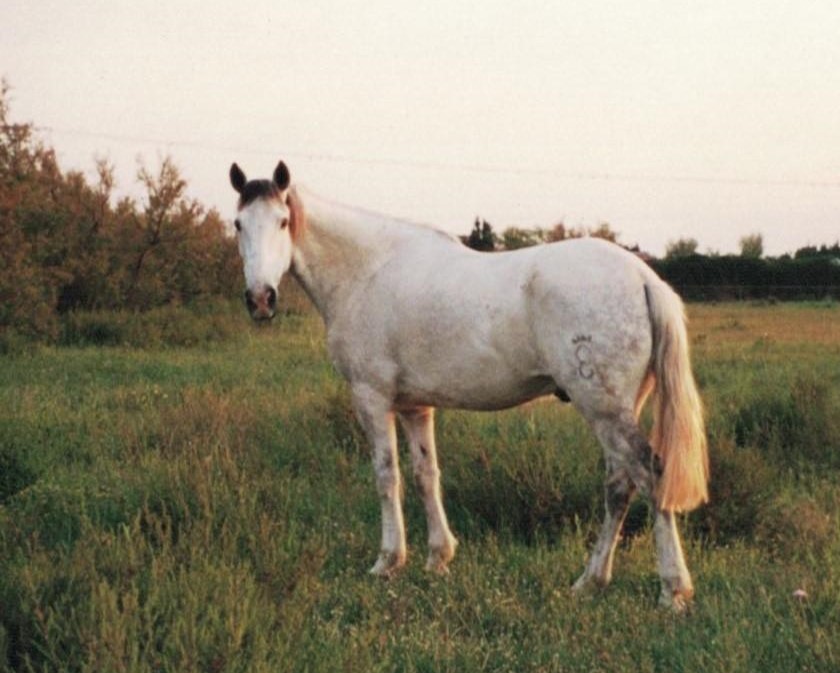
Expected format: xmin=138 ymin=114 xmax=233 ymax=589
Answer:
xmin=4 ymin=472 xmax=147 ymax=550
xmin=0 ymin=442 xmax=37 ymax=504
xmin=756 ymin=490 xmax=835 ymax=561
xmin=59 ymin=300 xmax=243 ymax=348
xmin=689 ymin=439 xmax=776 ymax=542
xmin=729 ymin=374 xmax=838 ymax=469
xmin=440 ymin=409 xmax=603 ymax=542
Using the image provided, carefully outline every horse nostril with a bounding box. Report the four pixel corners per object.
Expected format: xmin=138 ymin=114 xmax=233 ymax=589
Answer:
xmin=266 ymin=286 xmax=277 ymax=311
xmin=244 ymin=289 xmax=257 ymax=313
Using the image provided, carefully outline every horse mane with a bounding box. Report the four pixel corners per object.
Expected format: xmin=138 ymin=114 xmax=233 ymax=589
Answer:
xmin=287 ymin=186 xmax=306 ymax=242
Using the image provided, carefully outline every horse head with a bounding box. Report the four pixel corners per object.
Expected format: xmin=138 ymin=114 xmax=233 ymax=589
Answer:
xmin=229 ymin=160 xmax=302 ymax=321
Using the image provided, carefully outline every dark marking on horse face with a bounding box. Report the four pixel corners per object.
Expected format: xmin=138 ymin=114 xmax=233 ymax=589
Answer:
xmin=237 ymin=179 xmax=283 ymax=208
xmin=555 ymin=387 xmax=571 ymax=403
xmin=419 ymin=444 xmax=429 ymax=457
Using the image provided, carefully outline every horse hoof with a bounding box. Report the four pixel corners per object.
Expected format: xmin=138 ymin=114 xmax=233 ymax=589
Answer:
xmin=424 ymin=552 xmax=452 ymax=575
xmin=425 ymin=537 xmax=457 ymax=575
xmin=659 ymin=587 xmax=694 ymax=613
xmin=571 ymin=571 xmax=609 ymax=597
xmin=571 ymin=579 xmax=596 ymax=598
xmin=369 ymin=551 xmax=406 ymax=578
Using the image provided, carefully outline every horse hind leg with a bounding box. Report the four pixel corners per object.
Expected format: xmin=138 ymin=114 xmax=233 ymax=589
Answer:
xmin=398 ymin=408 xmax=458 ymax=573
xmin=618 ymin=422 xmax=695 ymax=610
xmin=572 ymin=426 xmax=635 ymax=593
xmin=576 ymin=415 xmax=695 ymax=610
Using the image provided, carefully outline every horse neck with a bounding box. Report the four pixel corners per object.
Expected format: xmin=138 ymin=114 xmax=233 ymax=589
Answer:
xmin=290 ymin=191 xmax=399 ymax=322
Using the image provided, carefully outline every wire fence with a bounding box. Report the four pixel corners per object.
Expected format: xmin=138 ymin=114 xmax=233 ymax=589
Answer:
xmin=30 ymin=124 xmax=840 ymax=189
xmin=671 ymin=285 xmax=840 ymax=302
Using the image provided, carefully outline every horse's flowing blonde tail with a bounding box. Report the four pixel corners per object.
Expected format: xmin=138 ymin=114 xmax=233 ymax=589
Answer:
xmin=645 ymin=281 xmax=709 ymax=512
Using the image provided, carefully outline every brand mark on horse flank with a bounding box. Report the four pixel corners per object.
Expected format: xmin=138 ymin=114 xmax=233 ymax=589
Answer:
xmin=572 ymin=334 xmax=592 ymax=344
xmin=575 ymin=343 xmax=595 ymax=380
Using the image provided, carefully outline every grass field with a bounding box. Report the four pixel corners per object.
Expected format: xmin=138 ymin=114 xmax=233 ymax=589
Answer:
xmin=1 ymin=299 xmax=839 ymax=672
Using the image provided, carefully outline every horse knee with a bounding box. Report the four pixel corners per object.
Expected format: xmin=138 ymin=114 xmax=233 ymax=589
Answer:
xmin=413 ymin=462 xmax=440 ymax=496
xmin=374 ymin=459 xmax=401 ymax=498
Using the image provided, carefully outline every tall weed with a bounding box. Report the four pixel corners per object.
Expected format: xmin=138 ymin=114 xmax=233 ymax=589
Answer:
xmin=729 ymin=374 xmax=839 ymax=469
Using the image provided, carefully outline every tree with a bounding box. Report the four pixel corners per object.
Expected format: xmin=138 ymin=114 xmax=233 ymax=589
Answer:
xmin=0 ymin=80 xmax=61 ymax=338
xmin=794 ymin=242 xmax=840 ymax=259
xmin=739 ymin=232 xmax=763 ymax=259
xmin=501 ymin=226 xmax=545 ymax=250
xmin=665 ymin=237 xmax=699 ymax=259
xmin=464 ymin=218 xmax=497 ymax=251
xmin=480 ymin=219 xmax=496 ymax=251
xmin=0 ymin=80 xmax=240 ymax=339
xmin=465 ymin=217 xmax=484 ymax=250
xmin=545 ymin=222 xmax=568 ymax=242
xmin=532 ymin=221 xmax=620 ymax=246
xmin=122 ymin=157 xmax=190 ymax=306
xmin=588 ymin=222 xmax=619 ymax=243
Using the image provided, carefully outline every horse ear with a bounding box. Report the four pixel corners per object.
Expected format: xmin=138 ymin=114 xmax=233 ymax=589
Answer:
xmin=230 ymin=163 xmax=247 ymax=193
xmin=273 ymin=161 xmax=290 ymax=191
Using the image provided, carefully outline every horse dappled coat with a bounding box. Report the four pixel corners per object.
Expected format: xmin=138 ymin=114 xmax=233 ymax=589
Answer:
xmin=230 ymin=161 xmax=709 ymax=611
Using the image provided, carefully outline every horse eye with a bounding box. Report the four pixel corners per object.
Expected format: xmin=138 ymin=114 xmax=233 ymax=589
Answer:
xmin=280 ymin=218 xmax=289 ymax=230
xmin=234 ymin=219 xmax=242 ymax=232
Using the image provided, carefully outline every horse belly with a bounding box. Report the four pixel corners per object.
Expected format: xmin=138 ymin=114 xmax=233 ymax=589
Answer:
xmin=394 ymin=372 xmax=556 ymax=411
xmin=393 ymin=340 xmax=555 ymax=411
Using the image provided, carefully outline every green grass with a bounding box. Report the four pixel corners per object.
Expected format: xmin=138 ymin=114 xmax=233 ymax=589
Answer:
xmin=1 ymin=301 xmax=839 ymax=672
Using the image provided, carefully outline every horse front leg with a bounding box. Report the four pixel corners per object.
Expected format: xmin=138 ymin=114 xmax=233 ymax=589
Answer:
xmin=352 ymin=385 xmax=407 ymax=577
xmin=398 ymin=407 xmax=458 ymax=574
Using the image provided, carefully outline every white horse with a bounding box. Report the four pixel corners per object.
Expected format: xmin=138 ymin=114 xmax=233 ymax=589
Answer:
xmin=229 ymin=160 xmax=709 ymax=610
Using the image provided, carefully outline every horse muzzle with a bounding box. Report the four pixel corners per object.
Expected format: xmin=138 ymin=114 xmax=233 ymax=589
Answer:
xmin=244 ymin=285 xmax=277 ymax=321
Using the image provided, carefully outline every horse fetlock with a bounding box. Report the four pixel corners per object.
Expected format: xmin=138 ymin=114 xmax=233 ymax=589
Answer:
xmin=369 ymin=549 xmax=407 ymax=578
xmin=658 ymin=577 xmax=694 ymax=612
xmin=571 ymin=570 xmax=610 ymax=596
xmin=425 ymin=534 xmax=457 ymax=574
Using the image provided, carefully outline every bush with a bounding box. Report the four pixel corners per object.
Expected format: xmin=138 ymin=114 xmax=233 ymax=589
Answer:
xmin=440 ymin=409 xmax=603 ymax=542
xmin=690 ymin=439 xmax=776 ymax=542
xmin=59 ymin=300 xmax=244 ymax=348
xmin=0 ymin=442 xmax=37 ymax=504
xmin=756 ymin=490 xmax=835 ymax=561
xmin=729 ymin=375 xmax=838 ymax=469
xmin=4 ymin=473 xmax=146 ymax=550
xmin=652 ymin=254 xmax=840 ymax=301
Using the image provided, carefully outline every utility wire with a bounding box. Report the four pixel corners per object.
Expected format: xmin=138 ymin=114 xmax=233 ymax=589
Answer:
xmin=32 ymin=124 xmax=840 ymax=190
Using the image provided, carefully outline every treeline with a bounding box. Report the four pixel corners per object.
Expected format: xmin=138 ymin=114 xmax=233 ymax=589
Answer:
xmin=651 ymin=254 xmax=840 ymax=301
xmin=462 ymin=218 xmax=619 ymax=251
xmin=2 ymin=80 xmax=837 ymax=349
xmin=463 ymin=220 xmax=840 ymax=301
xmin=0 ymin=83 xmax=239 ymax=341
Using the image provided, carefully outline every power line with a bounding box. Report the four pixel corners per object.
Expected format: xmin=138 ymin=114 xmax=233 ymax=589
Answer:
xmin=34 ymin=124 xmax=840 ymax=190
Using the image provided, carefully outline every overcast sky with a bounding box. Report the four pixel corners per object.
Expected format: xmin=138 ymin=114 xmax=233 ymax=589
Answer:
xmin=2 ymin=0 xmax=838 ymax=255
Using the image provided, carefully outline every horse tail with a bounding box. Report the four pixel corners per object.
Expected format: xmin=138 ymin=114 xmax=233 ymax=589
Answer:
xmin=644 ymin=280 xmax=709 ymax=513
